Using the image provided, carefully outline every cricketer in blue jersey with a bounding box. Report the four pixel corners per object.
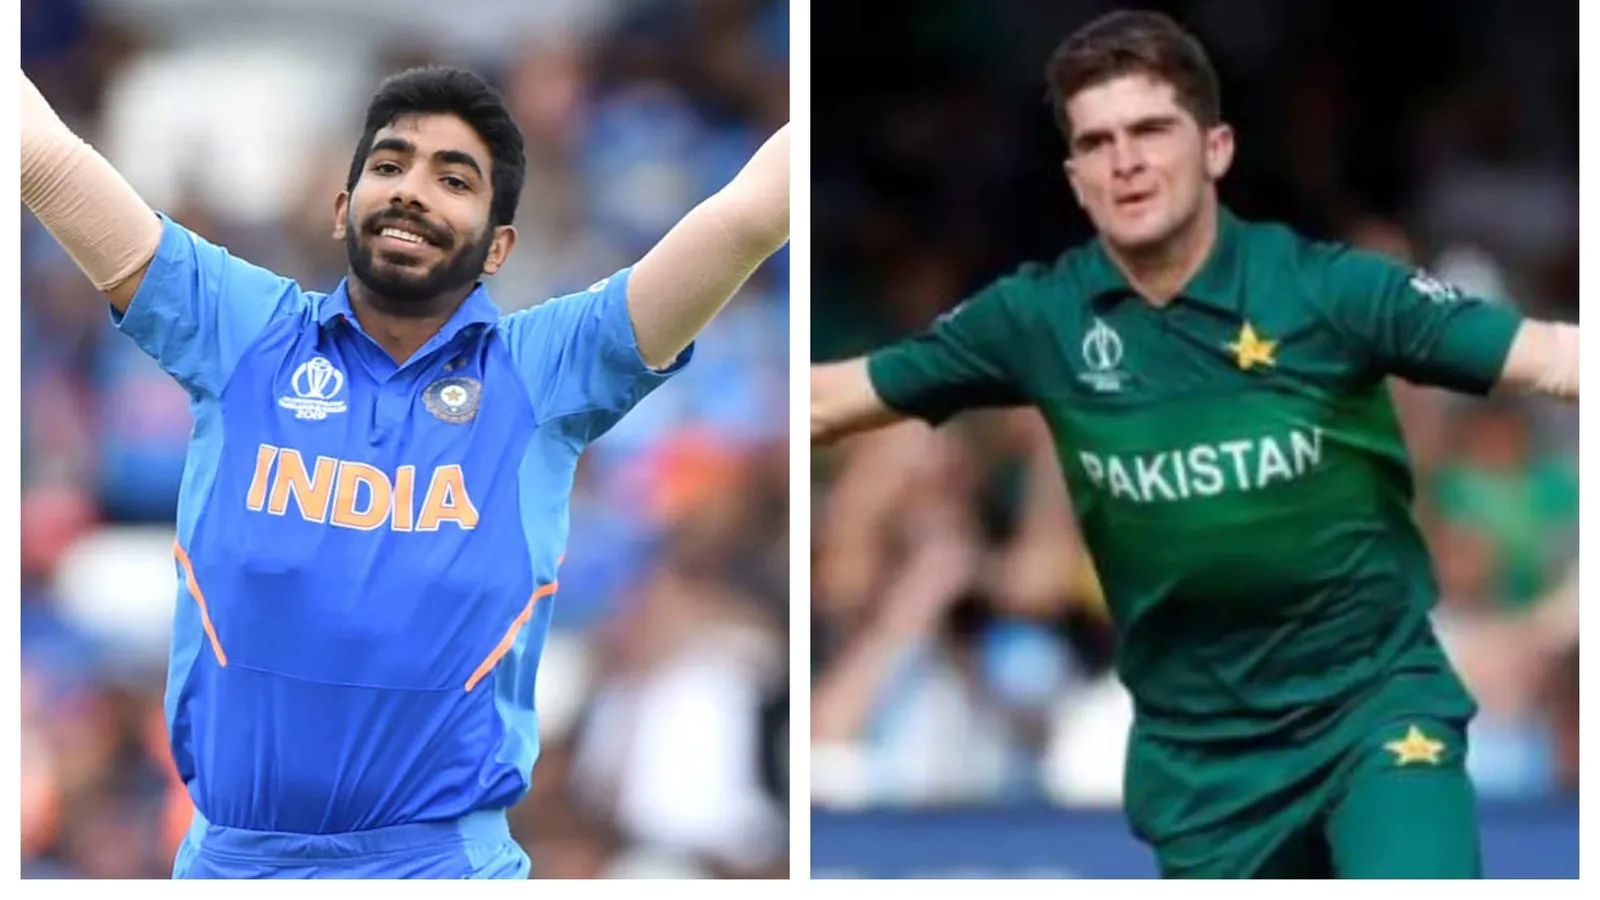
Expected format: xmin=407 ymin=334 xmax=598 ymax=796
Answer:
xmin=20 ymin=66 xmax=790 ymax=879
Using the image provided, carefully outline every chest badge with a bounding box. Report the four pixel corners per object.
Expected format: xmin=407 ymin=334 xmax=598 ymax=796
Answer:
xmin=1226 ymin=321 xmax=1278 ymax=371
xmin=1080 ymin=318 xmax=1129 ymax=392
xmin=279 ymin=357 xmax=348 ymax=421
xmin=423 ymin=375 xmax=482 ymax=424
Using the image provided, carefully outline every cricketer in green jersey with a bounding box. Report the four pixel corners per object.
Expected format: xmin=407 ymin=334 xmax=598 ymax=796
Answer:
xmin=811 ymin=10 xmax=1578 ymax=880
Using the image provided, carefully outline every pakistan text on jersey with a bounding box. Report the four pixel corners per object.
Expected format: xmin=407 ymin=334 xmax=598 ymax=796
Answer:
xmin=1078 ymin=428 xmax=1324 ymax=503
xmin=245 ymin=444 xmax=480 ymax=531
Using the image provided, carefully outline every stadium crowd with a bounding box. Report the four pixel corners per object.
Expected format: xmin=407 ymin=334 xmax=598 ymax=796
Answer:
xmin=811 ymin=0 xmax=1578 ymax=810
xmin=22 ymin=0 xmax=789 ymax=879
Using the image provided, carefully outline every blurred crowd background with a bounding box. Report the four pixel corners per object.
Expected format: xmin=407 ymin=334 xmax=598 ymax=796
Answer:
xmin=811 ymin=0 xmax=1578 ymax=822
xmin=22 ymin=0 xmax=789 ymax=879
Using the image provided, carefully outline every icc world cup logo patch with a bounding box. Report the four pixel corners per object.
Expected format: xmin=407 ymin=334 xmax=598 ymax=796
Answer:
xmin=423 ymin=376 xmax=482 ymax=424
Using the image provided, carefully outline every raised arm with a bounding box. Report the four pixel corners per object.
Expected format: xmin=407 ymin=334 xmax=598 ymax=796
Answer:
xmin=1497 ymin=320 xmax=1578 ymax=401
xmin=625 ymin=124 xmax=790 ymax=370
xmin=21 ymin=70 xmax=162 ymax=313
xmin=23 ymin=70 xmax=301 ymax=397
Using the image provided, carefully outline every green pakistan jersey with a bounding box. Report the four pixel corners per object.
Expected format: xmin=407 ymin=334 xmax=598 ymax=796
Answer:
xmin=868 ymin=208 xmax=1523 ymax=745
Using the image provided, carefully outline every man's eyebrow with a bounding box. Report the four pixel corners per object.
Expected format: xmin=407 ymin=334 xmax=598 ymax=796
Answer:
xmin=1073 ymin=114 xmax=1182 ymax=145
xmin=370 ymin=136 xmax=415 ymax=157
xmin=369 ymin=139 xmax=485 ymax=180
xmin=1129 ymin=113 xmax=1181 ymax=129
xmin=1073 ymin=126 xmax=1111 ymax=148
xmin=432 ymin=149 xmax=484 ymax=180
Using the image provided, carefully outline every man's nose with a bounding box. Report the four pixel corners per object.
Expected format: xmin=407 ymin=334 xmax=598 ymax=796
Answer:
xmin=1110 ymin=134 xmax=1144 ymax=178
xmin=388 ymin=170 xmax=430 ymax=211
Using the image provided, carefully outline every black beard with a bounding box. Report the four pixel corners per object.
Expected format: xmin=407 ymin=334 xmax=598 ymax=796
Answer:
xmin=346 ymin=210 xmax=493 ymax=317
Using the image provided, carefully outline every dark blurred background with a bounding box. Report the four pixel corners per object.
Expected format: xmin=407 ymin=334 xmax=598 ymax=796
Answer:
xmin=22 ymin=0 xmax=789 ymax=880
xmin=809 ymin=0 xmax=1577 ymax=878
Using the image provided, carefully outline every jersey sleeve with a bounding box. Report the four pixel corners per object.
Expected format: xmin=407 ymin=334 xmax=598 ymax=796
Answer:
xmin=110 ymin=214 xmax=303 ymax=396
xmin=865 ymin=274 xmax=1030 ymax=424
xmin=501 ymin=267 xmax=692 ymax=446
xmin=1315 ymin=245 xmax=1523 ymax=394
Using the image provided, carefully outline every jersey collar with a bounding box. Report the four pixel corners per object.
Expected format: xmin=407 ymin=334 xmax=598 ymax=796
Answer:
xmin=1084 ymin=205 xmax=1243 ymax=312
xmin=318 ymin=278 xmax=502 ymax=337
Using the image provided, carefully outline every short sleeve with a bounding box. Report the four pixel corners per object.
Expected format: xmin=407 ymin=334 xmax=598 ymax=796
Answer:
xmin=110 ymin=214 xmax=302 ymax=396
xmin=1316 ymin=246 xmax=1523 ymax=394
xmin=865 ymin=275 xmax=1029 ymax=424
xmin=500 ymin=267 xmax=692 ymax=446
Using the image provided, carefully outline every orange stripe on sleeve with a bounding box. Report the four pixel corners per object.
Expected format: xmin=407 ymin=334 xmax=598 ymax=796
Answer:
xmin=172 ymin=542 xmax=228 ymax=667
xmin=464 ymin=580 xmax=558 ymax=693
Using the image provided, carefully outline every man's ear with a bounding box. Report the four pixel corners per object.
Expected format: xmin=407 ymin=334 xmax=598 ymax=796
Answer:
xmin=332 ymin=191 xmax=350 ymax=240
xmin=1063 ymin=157 xmax=1087 ymax=210
xmin=1204 ymin=124 xmax=1235 ymax=182
xmin=480 ymin=225 xmax=518 ymax=275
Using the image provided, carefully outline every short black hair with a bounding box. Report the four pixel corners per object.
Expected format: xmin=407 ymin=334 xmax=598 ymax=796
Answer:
xmin=347 ymin=66 xmax=526 ymax=228
xmin=1046 ymin=10 xmax=1221 ymax=143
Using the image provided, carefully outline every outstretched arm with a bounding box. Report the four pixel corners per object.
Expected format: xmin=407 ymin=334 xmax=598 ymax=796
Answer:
xmin=21 ymin=71 xmax=162 ymax=313
xmin=1319 ymin=247 xmax=1578 ymax=403
xmin=812 ymin=358 xmax=905 ymax=444
xmin=626 ymin=124 xmax=790 ymax=370
xmin=1497 ymin=320 xmax=1578 ymax=401
xmin=813 ymin=275 xmax=1034 ymax=444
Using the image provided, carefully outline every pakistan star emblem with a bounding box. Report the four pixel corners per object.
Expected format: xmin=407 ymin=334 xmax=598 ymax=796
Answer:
xmin=1227 ymin=322 xmax=1277 ymax=370
xmin=1384 ymin=724 xmax=1445 ymax=766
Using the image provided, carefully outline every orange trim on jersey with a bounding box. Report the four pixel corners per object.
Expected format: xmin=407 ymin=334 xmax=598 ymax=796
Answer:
xmin=464 ymin=580 xmax=559 ymax=693
xmin=172 ymin=542 xmax=228 ymax=667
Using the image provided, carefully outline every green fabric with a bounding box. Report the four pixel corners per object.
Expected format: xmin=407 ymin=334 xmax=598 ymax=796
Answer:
xmin=868 ymin=208 xmax=1522 ymax=742
xmin=1132 ymin=669 xmax=1479 ymax=878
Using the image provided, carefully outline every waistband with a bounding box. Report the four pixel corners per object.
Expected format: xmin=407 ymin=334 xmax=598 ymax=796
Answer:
xmin=185 ymin=809 xmax=511 ymax=861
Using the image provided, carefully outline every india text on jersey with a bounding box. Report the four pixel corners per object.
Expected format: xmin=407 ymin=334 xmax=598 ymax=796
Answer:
xmin=244 ymin=444 xmax=480 ymax=531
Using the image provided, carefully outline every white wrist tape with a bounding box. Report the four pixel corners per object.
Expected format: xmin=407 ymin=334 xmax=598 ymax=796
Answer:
xmin=21 ymin=72 xmax=162 ymax=292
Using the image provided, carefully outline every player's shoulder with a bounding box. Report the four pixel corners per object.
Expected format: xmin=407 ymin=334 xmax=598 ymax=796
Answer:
xmin=934 ymin=257 xmax=1063 ymax=337
xmin=1232 ymin=213 xmax=1401 ymax=281
xmin=974 ymin=241 xmax=1102 ymax=315
xmin=1230 ymin=214 xmax=1329 ymax=269
xmin=488 ymin=270 xmax=638 ymax=378
xmin=495 ymin=271 xmax=629 ymax=328
xmin=1230 ymin=215 xmax=1384 ymax=319
xmin=153 ymin=213 xmax=314 ymax=312
xmin=491 ymin=289 xmax=574 ymax=342
xmin=1230 ymin=215 xmax=1446 ymax=336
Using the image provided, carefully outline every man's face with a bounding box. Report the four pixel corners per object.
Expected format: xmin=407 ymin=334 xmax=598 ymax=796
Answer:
xmin=334 ymin=113 xmax=514 ymax=312
xmin=1063 ymin=73 xmax=1232 ymax=254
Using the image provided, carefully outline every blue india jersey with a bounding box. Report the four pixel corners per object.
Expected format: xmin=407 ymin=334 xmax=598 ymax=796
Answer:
xmin=116 ymin=215 xmax=688 ymax=834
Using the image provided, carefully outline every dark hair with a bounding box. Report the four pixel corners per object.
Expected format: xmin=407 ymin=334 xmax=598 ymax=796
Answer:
xmin=347 ymin=66 xmax=526 ymax=228
xmin=1045 ymin=10 xmax=1221 ymax=142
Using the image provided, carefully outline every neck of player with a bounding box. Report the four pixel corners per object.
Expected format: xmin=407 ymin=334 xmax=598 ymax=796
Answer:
xmin=1107 ymin=195 xmax=1218 ymax=307
xmin=346 ymin=277 xmax=472 ymax=365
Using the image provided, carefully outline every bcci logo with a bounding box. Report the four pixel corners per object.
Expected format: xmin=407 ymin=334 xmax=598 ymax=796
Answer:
xmin=279 ymin=357 xmax=349 ymax=421
xmin=1080 ymin=318 xmax=1128 ymax=392
xmin=423 ymin=376 xmax=482 ymax=424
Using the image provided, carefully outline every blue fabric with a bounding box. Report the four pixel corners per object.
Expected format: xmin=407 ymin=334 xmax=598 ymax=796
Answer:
xmin=173 ymin=809 xmax=528 ymax=879
xmin=114 ymin=216 xmax=689 ymax=838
